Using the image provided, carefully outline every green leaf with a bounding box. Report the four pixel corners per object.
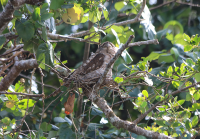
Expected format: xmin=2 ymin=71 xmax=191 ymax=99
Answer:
xmin=14 ymin=10 xmax=22 ymax=18
xmin=89 ymin=8 xmax=102 ymax=23
xmin=42 ymin=26 xmax=47 ymax=42
xmin=121 ymin=49 xmax=133 ymax=64
xmin=185 ymin=119 xmax=192 ymax=130
xmin=17 ymin=99 xmax=36 ymax=109
xmin=40 ymin=122 xmax=52 ymax=131
xmin=41 ymin=12 xmax=54 ymax=21
xmin=59 ymin=124 xmax=75 ymax=139
xmin=170 ymin=47 xmax=179 ymax=60
xmin=96 ymin=9 xmax=102 ymax=21
xmin=0 ymin=0 xmax=8 ymax=6
xmin=37 ymin=129 xmax=44 ymax=139
xmin=84 ymin=32 xmax=100 ymax=43
xmin=146 ymin=52 xmax=161 ymax=62
xmin=185 ymin=58 xmax=195 ymax=67
xmin=24 ymin=38 xmax=39 ymax=53
xmin=0 ymin=35 xmax=6 ymax=48
xmin=186 ymin=92 xmax=192 ymax=101
xmin=192 ymin=103 xmax=200 ymax=109
xmin=194 ymin=91 xmax=200 ymax=101
xmin=114 ymin=1 xmax=126 ymax=11
xmin=156 ymin=120 xmax=166 ymax=126
xmin=142 ymin=90 xmax=148 ymax=97
xmin=172 ymin=122 xmax=181 ymax=127
xmin=111 ymin=28 xmax=120 ymax=45
xmin=32 ymin=7 xmax=41 ymax=21
xmin=2 ymin=117 xmax=10 ymax=125
xmin=16 ymin=21 xmax=35 ymax=41
xmin=164 ymin=20 xmax=184 ymax=35
xmin=114 ymin=77 xmax=123 ymax=83
xmin=141 ymin=101 xmax=147 ymax=107
xmin=158 ymin=54 xmax=175 ymax=64
xmin=50 ymin=0 xmax=64 ymax=10
xmin=110 ymin=25 xmax=123 ymax=33
xmin=172 ymin=81 xmax=180 ymax=88
xmin=36 ymin=42 xmax=54 ymax=71
xmin=177 ymin=100 xmax=185 ymax=105
xmin=103 ymin=9 xmax=109 ymax=20
xmin=192 ymin=115 xmax=198 ymax=127
xmin=183 ymin=33 xmax=190 ymax=42
xmin=120 ymin=3 xmax=134 ymax=12
xmin=119 ymin=103 xmax=123 ymax=110
xmin=91 ymin=107 xmax=103 ymax=116
xmin=156 ymin=29 xmax=168 ymax=40
xmin=184 ymin=45 xmax=193 ymax=52
xmin=194 ymin=73 xmax=200 ymax=82
xmin=192 ymin=34 xmax=200 ymax=45
xmin=102 ymin=34 xmax=116 ymax=43
xmin=167 ymin=66 xmax=173 ymax=77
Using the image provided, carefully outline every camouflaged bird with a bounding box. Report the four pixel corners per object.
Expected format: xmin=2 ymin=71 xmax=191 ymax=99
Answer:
xmin=46 ymin=41 xmax=119 ymax=99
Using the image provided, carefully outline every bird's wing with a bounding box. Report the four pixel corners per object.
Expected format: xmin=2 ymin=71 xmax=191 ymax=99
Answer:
xmin=82 ymin=53 xmax=105 ymax=75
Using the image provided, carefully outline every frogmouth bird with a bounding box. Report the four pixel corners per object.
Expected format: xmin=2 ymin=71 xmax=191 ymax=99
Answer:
xmin=46 ymin=41 xmax=119 ymax=99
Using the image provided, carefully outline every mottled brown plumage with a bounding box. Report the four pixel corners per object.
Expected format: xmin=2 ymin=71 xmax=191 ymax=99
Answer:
xmin=64 ymin=41 xmax=118 ymax=88
xmin=46 ymin=41 xmax=119 ymax=99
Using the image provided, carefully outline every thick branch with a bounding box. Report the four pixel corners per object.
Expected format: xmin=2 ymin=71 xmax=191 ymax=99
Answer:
xmin=84 ymin=89 xmax=174 ymax=139
xmin=0 ymin=0 xmax=44 ymax=34
xmin=0 ymin=59 xmax=38 ymax=91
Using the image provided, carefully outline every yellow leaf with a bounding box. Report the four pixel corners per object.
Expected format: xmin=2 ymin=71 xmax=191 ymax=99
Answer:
xmin=62 ymin=5 xmax=82 ymax=24
xmin=6 ymin=100 xmax=15 ymax=108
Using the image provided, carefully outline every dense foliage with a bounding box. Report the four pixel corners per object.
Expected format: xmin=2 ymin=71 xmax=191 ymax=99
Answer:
xmin=0 ymin=0 xmax=200 ymax=139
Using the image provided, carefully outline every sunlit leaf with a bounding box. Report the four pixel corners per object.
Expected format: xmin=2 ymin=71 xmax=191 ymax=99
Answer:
xmin=164 ymin=20 xmax=184 ymax=35
xmin=114 ymin=1 xmax=126 ymax=11
xmin=114 ymin=77 xmax=123 ymax=83
xmin=142 ymin=90 xmax=148 ymax=98
xmin=192 ymin=115 xmax=198 ymax=127
xmin=32 ymin=7 xmax=41 ymax=21
xmin=183 ymin=33 xmax=190 ymax=42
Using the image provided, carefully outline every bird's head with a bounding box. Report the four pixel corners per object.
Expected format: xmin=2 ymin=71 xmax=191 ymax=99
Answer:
xmin=97 ymin=42 xmax=118 ymax=56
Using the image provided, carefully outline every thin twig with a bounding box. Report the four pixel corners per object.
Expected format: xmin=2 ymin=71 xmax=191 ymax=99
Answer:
xmin=0 ymin=91 xmax=44 ymax=97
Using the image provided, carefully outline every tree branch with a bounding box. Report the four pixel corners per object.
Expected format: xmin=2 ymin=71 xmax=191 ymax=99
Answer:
xmin=133 ymin=81 xmax=200 ymax=124
xmin=68 ymin=0 xmax=146 ymax=38
xmin=84 ymin=88 xmax=174 ymax=139
xmin=0 ymin=59 xmax=38 ymax=91
xmin=149 ymin=0 xmax=200 ymax=11
xmin=0 ymin=0 xmax=44 ymax=34
xmin=38 ymin=30 xmax=100 ymax=44
xmin=0 ymin=91 xmax=44 ymax=97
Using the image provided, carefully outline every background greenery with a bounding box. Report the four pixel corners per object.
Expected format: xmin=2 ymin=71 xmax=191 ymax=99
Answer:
xmin=0 ymin=0 xmax=200 ymax=138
